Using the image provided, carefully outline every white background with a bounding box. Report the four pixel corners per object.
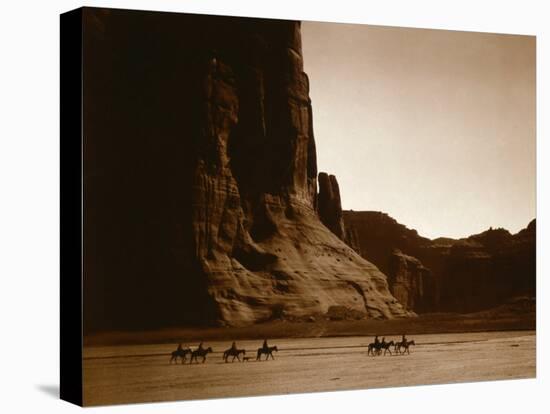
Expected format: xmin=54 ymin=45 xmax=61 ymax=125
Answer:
xmin=0 ymin=0 xmax=548 ymax=412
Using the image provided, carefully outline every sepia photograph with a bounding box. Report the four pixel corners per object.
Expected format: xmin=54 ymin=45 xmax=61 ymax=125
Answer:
xmin=75 ymin=6 xmax=535 ymax=406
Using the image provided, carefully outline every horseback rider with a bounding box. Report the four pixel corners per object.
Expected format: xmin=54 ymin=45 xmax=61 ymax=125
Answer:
xmin=374 ymin=335 xmax=380 ymax=346
xmin=198 ymin=342 xmax=204 ymax=351
xmin=263 ymin=339 xmax=268 ymax=350
xmin=401 ymin=334 xmax=407 ymax=345
xmin=177 ymin=343 xmax=183 ymax=352
xmin=230 ymin=341 xmax=237 ymax=351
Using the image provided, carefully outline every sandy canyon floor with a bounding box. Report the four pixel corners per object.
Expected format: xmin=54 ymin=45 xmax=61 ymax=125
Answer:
xmin=83 ymin=330 xmax=535 ymax=406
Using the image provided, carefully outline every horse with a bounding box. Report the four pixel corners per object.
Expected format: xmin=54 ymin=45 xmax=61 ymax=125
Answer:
xmin=393 ymin=341 xmax=402 ymax=354
xmin=190 ymin=346 xmax=213 ymax=363
xmin=367 ymin=342 xmax=379 ymax=356
xmin=257 ymin=345 xmax=278 ymax=360
xmin=397 ymin=340 xmax=416 ymax=354
xmin=223 ymin=348 xmax=246 ymax=363
xmin=379 ymin=340 xmax=395 ymax=356
xmin=367 ymin=340 xmax=386 ymax=356
xmin=170 ymin=348 xmax=191 ymax=364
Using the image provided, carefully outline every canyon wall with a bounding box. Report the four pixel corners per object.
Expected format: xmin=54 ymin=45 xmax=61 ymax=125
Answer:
xmin=82 ymin=8 xmax=411 ymax=332
xmin=343 ymin=211 xmax=536 ymax=313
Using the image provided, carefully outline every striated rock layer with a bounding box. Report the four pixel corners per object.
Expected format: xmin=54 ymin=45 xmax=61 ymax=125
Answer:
xmin=83 ymin=8 xmax=410 ymax=332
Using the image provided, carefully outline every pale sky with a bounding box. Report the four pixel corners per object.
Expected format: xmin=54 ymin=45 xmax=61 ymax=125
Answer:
xmin=302 ymin=22 xmax=536 ymax=239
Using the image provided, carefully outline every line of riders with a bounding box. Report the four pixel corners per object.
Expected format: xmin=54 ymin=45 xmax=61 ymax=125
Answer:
xmin=368 ymin=335 xmax=416 ymax=356
xmin=170 ymin=339 xmax=278 ymax=364
xmin=170 ymin=335 xmax=416 ymax=364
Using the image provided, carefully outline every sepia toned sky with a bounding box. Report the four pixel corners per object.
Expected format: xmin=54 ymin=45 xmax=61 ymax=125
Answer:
xmin=302 ymin=22 xmax=536 ymax=239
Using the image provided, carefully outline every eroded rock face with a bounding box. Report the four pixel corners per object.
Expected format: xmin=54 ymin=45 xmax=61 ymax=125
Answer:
xmin=189 ymin=20 xmax=411 ymax=325
xmin=317 ymin=173 xmax=346 ymax=239
xmin=83 ymin=9 xmax=410 ymax=332
xmin=343 ymin=211 xmax=536 ymax=313
xmin=387 ymin=250 xmax=435 ymax=312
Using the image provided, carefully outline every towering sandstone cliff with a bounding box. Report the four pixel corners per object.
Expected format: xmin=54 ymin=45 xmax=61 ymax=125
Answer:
xmin=83 ymin=8 xmax=410 ymax=332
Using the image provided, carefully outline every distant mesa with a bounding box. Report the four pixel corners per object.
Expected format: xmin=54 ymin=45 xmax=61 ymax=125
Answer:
xmin=341 ymin=211 xmax=536 ymax=314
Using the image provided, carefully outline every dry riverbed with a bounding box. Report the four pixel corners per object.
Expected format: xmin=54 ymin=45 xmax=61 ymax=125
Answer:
xmin=83 ymin=330 xmax=535 ymax=406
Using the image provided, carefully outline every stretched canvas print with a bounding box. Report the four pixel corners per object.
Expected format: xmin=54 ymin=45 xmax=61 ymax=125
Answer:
xmin=60 ymin=6 xmax=536 ymax=407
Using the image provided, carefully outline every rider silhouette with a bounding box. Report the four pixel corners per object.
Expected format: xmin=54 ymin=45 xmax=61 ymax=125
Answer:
xmin=177 ymin=343 xmax=183 ymax=351
xmin=263 ymin=339 xmax=268 ymax=350
xmin=401 ymin=334 xmax=407 ymax=344
xmin=374 ymin=335 xmax=380 ymax=346
xmin=198 ymin=342 xmax=204 ymax=350
xmin=230 ymin=341 xmax=237 ymax=351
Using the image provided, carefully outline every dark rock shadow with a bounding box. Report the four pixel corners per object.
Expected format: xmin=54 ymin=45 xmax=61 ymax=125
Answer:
xmin=36 ymin=384 xmax=59 ymax=399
